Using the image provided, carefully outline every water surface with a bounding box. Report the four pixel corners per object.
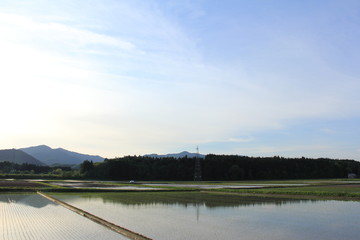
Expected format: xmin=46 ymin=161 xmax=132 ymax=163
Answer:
xmin=54 ymin=192 xmax=360 ymax=240
xmin=0 ymin=194 xmax=127 ymax=240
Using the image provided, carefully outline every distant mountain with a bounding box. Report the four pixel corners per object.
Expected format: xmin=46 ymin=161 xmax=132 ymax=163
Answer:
xmin=144 ymin=151 xmax=205 ymax=159
xmin=0 ymin=149 xmax=45 ymax=165
xmin=20 ymin=145 xmax=104 ymax=166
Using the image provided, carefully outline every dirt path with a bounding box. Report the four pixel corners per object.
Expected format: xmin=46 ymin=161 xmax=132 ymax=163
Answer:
xmin=37 ymin=191 xmax=153 ymax=240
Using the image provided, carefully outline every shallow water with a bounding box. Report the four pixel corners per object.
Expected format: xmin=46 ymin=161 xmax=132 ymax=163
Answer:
xmin=0 ymin=194 xmax=127 ymax=240
xmin=54 ymin=192 xmax=360 ymax=240
xmin=143 ymin=183 xmax=307 ymax=189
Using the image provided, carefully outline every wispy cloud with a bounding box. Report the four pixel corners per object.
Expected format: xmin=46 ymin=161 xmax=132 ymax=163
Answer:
xmin=0 ymin=13 xmax=135 ymax=51
xmin=1 ymin=1 xmax=360 ymax=158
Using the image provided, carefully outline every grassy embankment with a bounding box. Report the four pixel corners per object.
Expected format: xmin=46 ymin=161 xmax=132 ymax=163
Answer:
xmin=1 ymin=178 xmax=360 ymax=200
xmin=205 ymin=179 xmax=360 ymax=200
xmin=0 ymin=179 xmax=191 ymax=192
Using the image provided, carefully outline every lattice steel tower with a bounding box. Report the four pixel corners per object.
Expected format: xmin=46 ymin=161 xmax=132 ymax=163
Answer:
xmin=194 ymin=146 xmax=202 ymax=181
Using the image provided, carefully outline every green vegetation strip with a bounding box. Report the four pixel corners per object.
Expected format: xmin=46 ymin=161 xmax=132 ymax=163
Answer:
xmin=37 ymin=191 xmax=153 ymax=240
xmin=206 ymin=185 xmax=360 ymax=200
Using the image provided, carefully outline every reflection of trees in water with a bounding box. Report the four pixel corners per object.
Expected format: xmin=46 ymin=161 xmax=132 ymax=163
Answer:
xmin=0 ymin=194 xmax=56 ymax=208
xmin=75 ymin=192 xmax=319 ymax=208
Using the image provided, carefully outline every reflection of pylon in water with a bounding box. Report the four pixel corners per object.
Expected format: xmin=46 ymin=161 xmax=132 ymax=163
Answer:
xmin=196 ymin=202 xmax=200 ymax=222
xmin=194 ymin=146 xmax=202 ymax=181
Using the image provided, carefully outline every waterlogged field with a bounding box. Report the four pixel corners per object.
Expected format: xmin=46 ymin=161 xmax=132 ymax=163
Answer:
xmin=54 ymin=192 xmax=360 ymax=240
xmin=1 ymin=179 xmax=360 ymax=239
xmin=0 ymin=193 xmax=127 ymax=240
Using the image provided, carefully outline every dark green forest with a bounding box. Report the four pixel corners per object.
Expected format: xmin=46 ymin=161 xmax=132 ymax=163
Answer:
xmin=2 ymin=155 xmax=359 ymax=180
xmin=81 ymin=155 xmax=360 ymax=180
xmin=0 ymin=161 xmax=73 ymax=177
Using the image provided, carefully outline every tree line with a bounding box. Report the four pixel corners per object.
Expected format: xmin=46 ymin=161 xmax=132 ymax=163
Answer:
xmin=2 ymin=154 xmax=359 ymax=180
xmin=0 ymin=161 xmax=74 ymax=177
xmin=81 ymin=154 xmax=360 ymax=180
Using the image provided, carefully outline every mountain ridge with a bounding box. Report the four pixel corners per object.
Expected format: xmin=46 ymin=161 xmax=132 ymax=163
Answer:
xmin=144 ymin=151 xmax=205 ymax=159
xmin=0 ymin=149 xmax=45 ymax=165
xmin=20 ymin=145 xmax=104 ymax=166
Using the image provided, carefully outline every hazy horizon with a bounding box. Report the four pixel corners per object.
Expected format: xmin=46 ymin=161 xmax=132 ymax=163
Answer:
xmin=1 ymin=0 xmax=360 ymax=160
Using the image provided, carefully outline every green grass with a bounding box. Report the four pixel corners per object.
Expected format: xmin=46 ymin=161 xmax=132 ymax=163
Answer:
xmin=141 ymin=179 xmax=360 ymax=185
xmin=2 ymin=178 xmax=360 ymax=200
xmin=208 ymin=184 xmax=360 ymax=199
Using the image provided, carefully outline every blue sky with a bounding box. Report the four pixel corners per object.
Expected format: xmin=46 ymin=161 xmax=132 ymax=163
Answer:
xmin=0 ymin=0 xmax=360 ymax=160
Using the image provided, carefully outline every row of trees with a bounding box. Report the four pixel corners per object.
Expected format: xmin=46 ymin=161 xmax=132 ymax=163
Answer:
xmin=81 ymin=155 xmax=360 ymax=180
xmin=2 ymin=154 xmax=359 ymax=180
xmin=0 ymin=161 xmax=73 ymax=177
xmin=204 ymin=155 xmax=359 ymax=180
xmin=80 ymin=157 xmax=195 ymax=180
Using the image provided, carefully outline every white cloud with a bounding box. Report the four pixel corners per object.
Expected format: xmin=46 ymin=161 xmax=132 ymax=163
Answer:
xmin=1 ymin=1 xmax=360 ymax=158
xmin=226 ymin=137 xmax=255 ymax=143
xmin=0 ymin=13 xmax=135 ymax=51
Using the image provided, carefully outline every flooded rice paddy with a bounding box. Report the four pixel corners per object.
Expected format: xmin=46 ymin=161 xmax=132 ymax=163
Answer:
xmin=50 ymin=181 xmax=160 ymax=190
xmin=48 ymin=180 xmax=308 ymax=190
xmin=1 ymin=190 xmax=360 ymax=240
xmin=0 ymin=194 xmax=127 ymax=240
xmin=143 ymin=183 xmax=307 ymax=189
xmin=52 ymin=192 xmax=360 ymax=240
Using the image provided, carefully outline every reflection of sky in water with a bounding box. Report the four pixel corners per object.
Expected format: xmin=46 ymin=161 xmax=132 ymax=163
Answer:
xmin=50 ymin=181 xmax=162 ymax=190
xmin=54 ymin=192 xmax=360 ymax=240
xmin=0 ymin=194 xmax=128 ymax=240
xmin=0 ymin=194 xmax=56 ymax=208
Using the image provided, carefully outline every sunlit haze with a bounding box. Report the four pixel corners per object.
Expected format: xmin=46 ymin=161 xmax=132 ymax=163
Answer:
xmin=1 ymin=0 xmax=360 ymax=160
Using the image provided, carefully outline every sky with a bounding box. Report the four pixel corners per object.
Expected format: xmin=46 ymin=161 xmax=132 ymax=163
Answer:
xmin=1 ymin=0 xmax=360 ymax=160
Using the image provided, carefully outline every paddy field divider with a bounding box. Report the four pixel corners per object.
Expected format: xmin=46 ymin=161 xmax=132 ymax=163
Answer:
xmin=37 ymin=191 xmax=152 ymax=240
